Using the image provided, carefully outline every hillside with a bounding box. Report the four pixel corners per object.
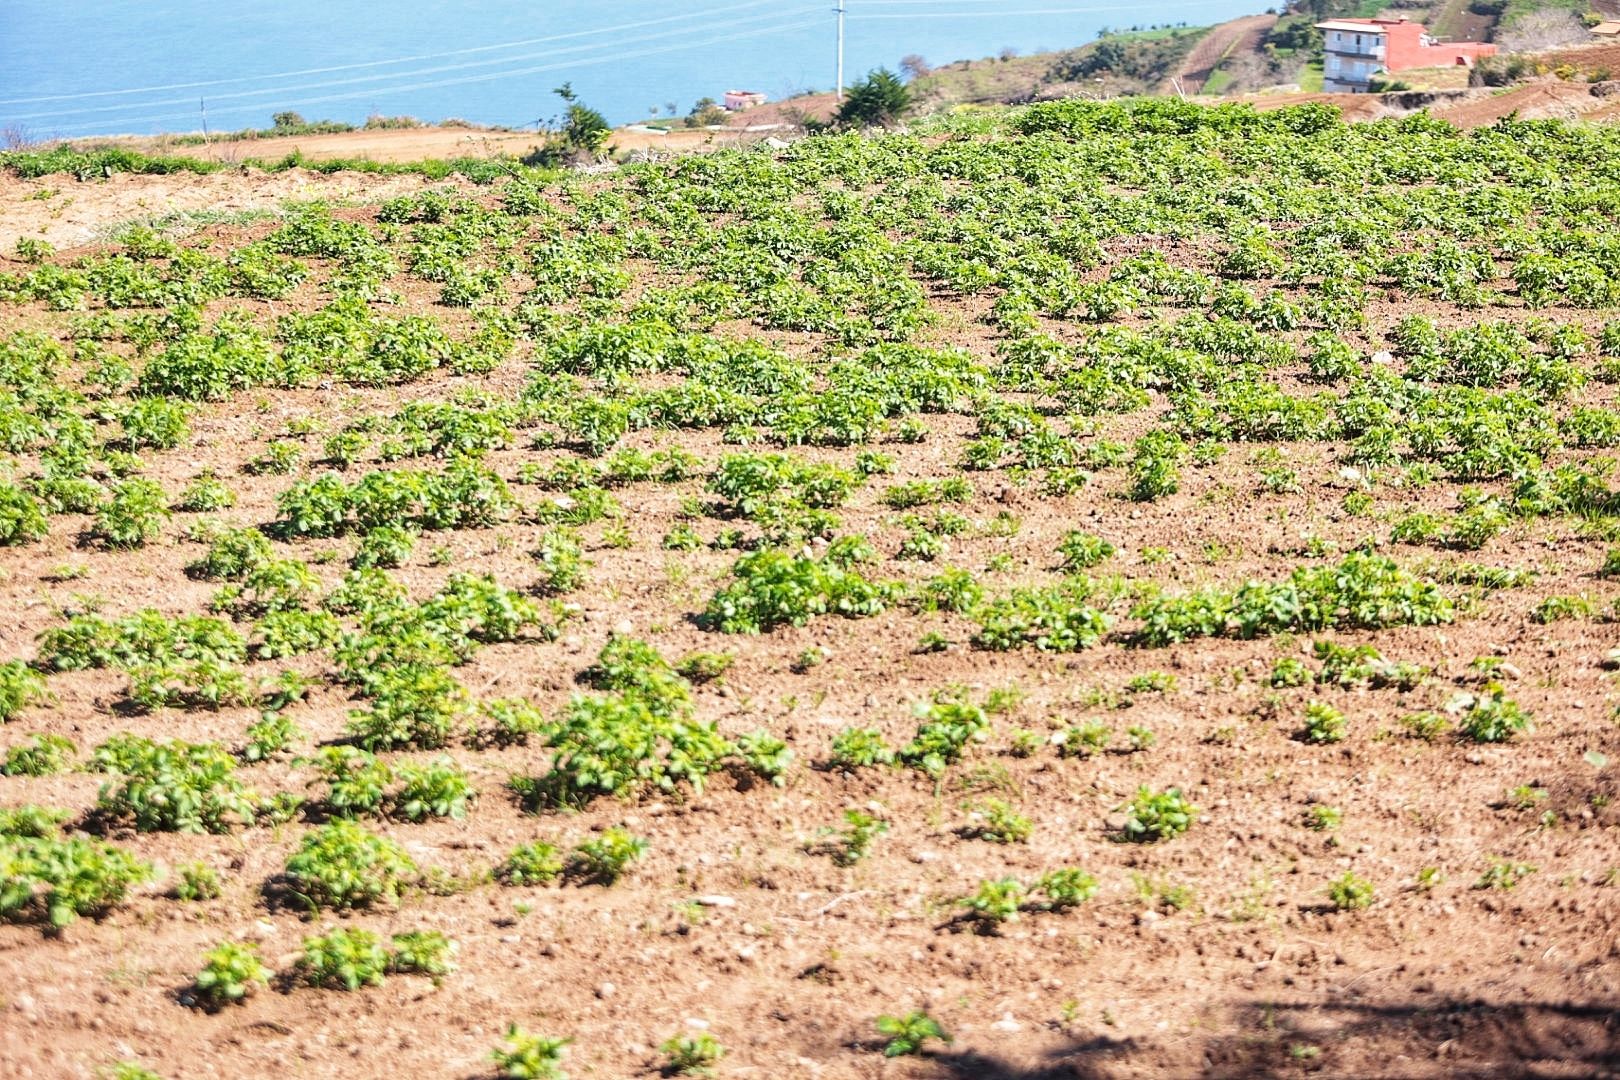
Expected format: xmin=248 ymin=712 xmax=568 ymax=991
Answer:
xmin=3 ymin=99 xmax=1620 ymax=1079
xmin=910 ymin=26 xmax=1214 ymax=105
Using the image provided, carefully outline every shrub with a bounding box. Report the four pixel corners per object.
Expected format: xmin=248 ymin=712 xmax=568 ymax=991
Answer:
xmin=189 ymin=941 xmax=270 ymax=1010
xmin=278 ymin=820 xmax=418 ymax=912
xmin=837 ymin=69 xmax=911 ymax=128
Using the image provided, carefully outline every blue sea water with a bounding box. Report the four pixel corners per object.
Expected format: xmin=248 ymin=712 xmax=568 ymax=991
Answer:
xmin=0 ymin=0 xmax=1261 ymax=139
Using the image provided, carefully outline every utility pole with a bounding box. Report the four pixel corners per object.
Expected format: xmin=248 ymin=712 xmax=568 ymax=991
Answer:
xmin=836 ymin=0 xmax=846 ymax=101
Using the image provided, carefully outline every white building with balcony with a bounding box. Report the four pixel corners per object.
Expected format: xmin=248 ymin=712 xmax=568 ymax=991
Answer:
xmin=1318 ymin=19 xmax=1388 ymax=92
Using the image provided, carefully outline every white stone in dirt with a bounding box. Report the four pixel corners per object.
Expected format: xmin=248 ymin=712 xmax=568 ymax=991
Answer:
xmin=596 ymin=981 xmax=616 ymax=999
xmin=992 ymin=1015 xmax=1022 ymax=1032
xmin=695 ymin=894 xmax=737 ymax=907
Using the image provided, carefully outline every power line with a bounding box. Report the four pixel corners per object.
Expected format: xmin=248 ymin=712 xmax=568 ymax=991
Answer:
xmin=0 ymin=0 xmax=790 ymax=107
xmin=852 ymin=2 xmax=1240 ymax=15
xmin=39 ymin=17 xmax=828 ymax=136
xmin=9 ymin=7 xmax=823 ymax=122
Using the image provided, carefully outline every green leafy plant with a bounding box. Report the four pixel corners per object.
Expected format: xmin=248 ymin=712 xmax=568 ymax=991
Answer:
xmin=567 ymin=828 xmax=646 ymax=885
xmin=964 ymin=798 xmax=1032 ymax=844
xmin=491 ymin=1026 xmax=570 ymax=1079
xmin=874 ymin=1010 xmax=950 ymax=1057
xmin=393 ymin=756 xmax=475 ymax=821
xmin=828 ymin=727 xmax=895 ymax=770
xmin=276 ymin=820 xmax=418 ymax=912
xmin=189 ymin=941 xmax=270 ymax=1010
xmin=0 ymin=661 xmax=49 ymax=722
xmin=736 ymin=730 xmax=793 ymax=786
xmin=661 ymin=1032 xmax=724 ymax=1076
xmin=822 ymin=808 xmax=888 ymax=867
xmin=89 ymin=478 xmax=169 ymax=548
xmin=1300 ymin=701 xmax=1347 ymax=745
xmin=174 ymin=861 xmax=222 ymax=901
xmin=1034 ymin=868 xmax=1099 ymax=910
xmin=1057 ymin=530 xmax=1115 ymax=571
xmin=497 ymin=841 xmax=566 ymax=886
xmin=1118 ymin=786 xmax=1196 ymax=843
xmin=2 ymin=733 xmax=75 ymax=776
xmin=1326 ymin=871 xmax=1374 ymax=911
xmin=0 ymin=827 xmax=152 ymax=931
xmin=960 ymin=877 xmax=1026 ymax=927
xmin=387 ymin=929 xmax=455 ymax=980
xmin=92 ymin=737 xmax=257 ymax=833
xmin=1452 ymin=683 xmax=1530 ymax=743
xmin=298 ymin=926 xmax=389 ymax=990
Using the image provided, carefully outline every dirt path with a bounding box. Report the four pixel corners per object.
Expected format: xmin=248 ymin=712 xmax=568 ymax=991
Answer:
xmin=1165 ymin=13 xmax=1278 ymax=95
xmin=0 ymin=168 xmax=436 ymax=252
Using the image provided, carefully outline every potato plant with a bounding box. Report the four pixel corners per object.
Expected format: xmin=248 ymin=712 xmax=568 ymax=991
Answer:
xmin=1 ymin=94 xmax=1617 ymax=1079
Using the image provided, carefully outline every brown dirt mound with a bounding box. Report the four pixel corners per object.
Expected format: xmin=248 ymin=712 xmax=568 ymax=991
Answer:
xmin=1431 ymin=79 xmax=1609 ymax=127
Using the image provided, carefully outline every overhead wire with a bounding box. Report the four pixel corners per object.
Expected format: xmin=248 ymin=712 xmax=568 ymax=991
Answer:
xmin=8 ymin=6 xmax=825 ymax=122
xmin=36 ymin=15 xmax=828 ymax=135
xmin=0 ymin=0 xmax=790 ymax=106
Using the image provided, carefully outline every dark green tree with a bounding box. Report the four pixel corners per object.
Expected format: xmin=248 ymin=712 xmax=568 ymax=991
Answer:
xmin=525 ymin=84 xmax=611 ymax=166
xmin=837 ymin=68 xmax=911 ymax=128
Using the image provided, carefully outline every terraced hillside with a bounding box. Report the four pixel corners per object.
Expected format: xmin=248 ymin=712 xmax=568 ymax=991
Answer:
xmin=1 ymin=101 xmax=1620 ymax=1079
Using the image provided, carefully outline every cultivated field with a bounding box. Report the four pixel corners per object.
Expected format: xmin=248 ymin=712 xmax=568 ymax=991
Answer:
xmin=1 ymin=100 xmax=1619 ymax=1079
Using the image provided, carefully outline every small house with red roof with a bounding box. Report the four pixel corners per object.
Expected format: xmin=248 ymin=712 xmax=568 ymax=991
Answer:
xmin=1316 ymin=16 xmax=1497 ymax=92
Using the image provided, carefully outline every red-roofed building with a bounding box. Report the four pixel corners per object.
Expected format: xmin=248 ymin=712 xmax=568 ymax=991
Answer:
xmin=1317 ymin=16 xmax=1496 ymax=92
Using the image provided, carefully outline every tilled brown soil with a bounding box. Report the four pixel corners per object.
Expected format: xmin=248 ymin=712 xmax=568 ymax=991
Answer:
xmin=1 ymin=179 xmax=1619 ymax=1080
